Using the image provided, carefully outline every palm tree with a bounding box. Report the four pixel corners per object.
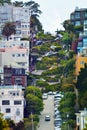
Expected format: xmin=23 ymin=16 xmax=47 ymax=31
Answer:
xmin=25 ymin=0 xmax=42 ymax=16
xmin=2 ymin=22 xmax=16 ymax=41
xmin=25 ymin=0 xmax=42 ymax=32
xmin=13 ymin=1 xmax=24 ymax=7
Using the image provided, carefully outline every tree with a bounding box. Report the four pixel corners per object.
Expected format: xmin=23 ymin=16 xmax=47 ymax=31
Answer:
xmin=63 ymin=20 xmax=74 ymax=33
xmin=36 ymin=80 xmax=48 ymax=88
xmin=74 ymin=25 xmax=83 ymax=37
xmin=15 ymin=121 xmax=24 ymax=130
xmin=83 ymin=123 xmax=87 ymax=130
xmin=0 ymin=113 xmax=4 ymax=130
xmin=25 ymin=86 xmax=42 ymax=99
xmin=30 ymin=15 xmax=42 ymax=32
xmin=13 ymin=1 xmax=24 ymax=7
xmin=76 ymin=63 xmax=87 ymax=91
xmin=26 ymin=94 xmax=44 ymax=115
xmin=0 ymin=113 xmax=11 ymax=130
xmin=62 ymin=32 xmax=72 ymax=46
xmin=25 ymin=0 xmax=42 ymax=32
xmin=25 ymin=1 xmax=42 ymax=16
xmin=76 ymin=64 xmax=87 ymax=108
xmin=2 ymin=22 xmax=16 ymax=40
xmin=58 ymin=92 xmax=76 ymax=121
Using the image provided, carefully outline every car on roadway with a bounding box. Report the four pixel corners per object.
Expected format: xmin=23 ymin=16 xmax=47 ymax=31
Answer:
xmin=45 ymin=115 xmax=50 ymax=121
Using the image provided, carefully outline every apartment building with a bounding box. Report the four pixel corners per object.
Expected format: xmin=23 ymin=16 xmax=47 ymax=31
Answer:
xmin=70 ymin=7 xmax=87 ymax=27
xmin=0 ymin=3 xmax=30 ymax=39
xmin=0 ymin=85 xmax=25 ymax=123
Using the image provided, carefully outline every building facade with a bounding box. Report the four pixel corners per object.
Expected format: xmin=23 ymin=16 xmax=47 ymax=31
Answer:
xmin=75 ymin=20 xmax=87 ymax=75
xmin=75 ymin=52 xmax=87 ymax=75
xmin=0 ymin=85 xmax=25 ymax=123
xmin=0 ymin=43 xmax=29 ymax=83
xmin=70 ymin=7 xmax=87 ymax=27
xmin=4 ymin=65 xmax=27 ymax=87
xmin=0 ymin=3 xmax=30 ymax=39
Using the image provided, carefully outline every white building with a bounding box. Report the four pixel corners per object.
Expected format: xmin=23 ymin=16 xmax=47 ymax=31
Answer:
xmin=0 ymin=85 xmax=25 ymax=123
xmin=0 ymin=46 xmax=29 ymax=72
xmin=0 ymin=3 xmax=30 ymax=39
xmin=76 ymin=108 xmax=87 ymax=130
xmin=0 ymin=40 xmax=29 ymax=49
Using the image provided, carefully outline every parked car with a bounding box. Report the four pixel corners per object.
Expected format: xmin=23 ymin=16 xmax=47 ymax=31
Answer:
xmin=42 ymin=93 xmax=48 ymax=100
xmin=35 ymin=40 xmax=43 ymax=45
xmin=48 ymin=91 xmax=53 ymax=95
xmin=54 ymin=118 xmax=62 ymax=127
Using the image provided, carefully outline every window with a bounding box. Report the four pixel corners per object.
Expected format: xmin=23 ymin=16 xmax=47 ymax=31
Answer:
xmin=83 ymin=38 xmax=87 ymax=47
xmin=84 ymin=20 xmax=87 ymax=29
xmin=6 ymin=108 xmax=10 ymax=113
xmin=84 ymin=24 xmax=87 ymax=29
xmin=17 ymin=93 xmax=19 ymax=96
xmin=15 ymin=69 xmax=22 ymax=75
xmin=78 ymin=42 xmax=83 ymax=47
xmin=75 ymin=12 xmax=80 ymax=19
xmin=22 ymin=31 xmax=27 ymax=34
xmin=21 ymin=43 xmax=23 ymax=47
xmin=16 ymin=30 xmax=21 ymax=34
xmin=5 ymin=116 xmax=11 ymax=120
xmin=13 ymin=93 xmax=16 ymax=96
xmin=2 ymin=92 xmax=4 ymax=95
xmin=16 ymin=54 xmax=20 ymax=57
xmin=25 ymin=10 xmax=27 ymax=12
xmin=71 ymin=14 xmax=74 ymax=20
xmin=85 ymin=12 xmax=87 ymax=17
xmin=16 ymin=108 xmax=20 ymax=116
xmin=75 ymin=21 xmax=81 ymax=26
xmin=22 ymin=25 xmax=24 ymax=28
xmin=80 ymin=61 xmax=84 ymax=65
xmin=14 ymin=100 xmax=21 ymax=105
xmin=22 ymin=54 xmax=25 ymax=57
xmin=12 ymin=54 xmax=15 ymax=57
xmin=84 ymin=31 xmax=87 ymax=35
xmin=2 ymin=100 xmax=10 ymax=105
xmin=22 ymin=63 xmax=25 ymax=66
xmin=84 ymin=20 xmax=87 ymax=25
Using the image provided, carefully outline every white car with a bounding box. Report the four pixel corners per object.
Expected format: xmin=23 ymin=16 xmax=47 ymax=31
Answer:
xmin=45 ymin=115 xmax=50 ymax=121
xmin=42 ymin=93 xmax=48 ymax=99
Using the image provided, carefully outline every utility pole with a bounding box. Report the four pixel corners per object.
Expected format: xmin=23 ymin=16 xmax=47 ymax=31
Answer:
xmin=31 ymin=112 xmax=34 ymax=130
